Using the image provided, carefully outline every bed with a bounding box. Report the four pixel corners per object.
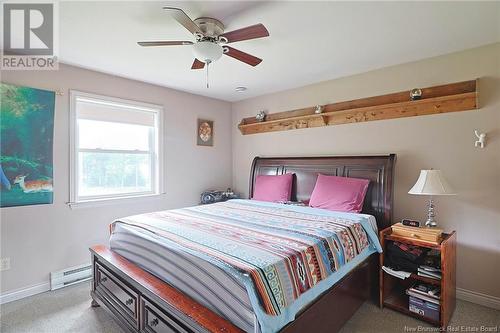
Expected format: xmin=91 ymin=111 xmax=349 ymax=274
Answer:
xmin=90 ymin=154 xmax=396 ymax=333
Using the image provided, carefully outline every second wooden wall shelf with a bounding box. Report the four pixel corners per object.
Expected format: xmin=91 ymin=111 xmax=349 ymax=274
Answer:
xmin=238 ymin=80 xmax=478 ymax=135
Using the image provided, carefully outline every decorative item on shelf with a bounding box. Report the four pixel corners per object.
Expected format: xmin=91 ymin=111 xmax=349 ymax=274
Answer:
xmin=410 ymin=88 xmax=422 ymax=100
xmin=255 ymin=110 xmax=266 ymax=122
xmin=314 ymin=105 xmax=323 ymax=114
xmin=408 ymin=169 xmax=456 ymax=228
xmin=200 ymin=188 xmax=238 ymax=204
xmin=474 ymin=129 xmax=486 ymax=148
xmin=197 ymin=119 xmax=214 ymax=146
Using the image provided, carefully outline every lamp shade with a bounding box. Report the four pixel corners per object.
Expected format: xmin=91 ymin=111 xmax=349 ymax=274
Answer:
xmin=408 ymin=170 xmax=456 ymax=195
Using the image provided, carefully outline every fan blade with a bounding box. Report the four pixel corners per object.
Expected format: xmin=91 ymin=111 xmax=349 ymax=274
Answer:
xmin=137 ymin=41 xmax=193 ymax=47
xmin=223 ymin=46 xmax=262 ymax=66
xmin=220 ymin=24 xmax=269 ymax=43
xmin=163 ymin=7 xmax=203 ymax=35
xmin=191 ymin=58 xmax=205 ymax=70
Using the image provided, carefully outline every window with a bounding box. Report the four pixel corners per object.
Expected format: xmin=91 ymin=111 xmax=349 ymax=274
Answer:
xmin=70 ymin=91 xmax=163 ymax=204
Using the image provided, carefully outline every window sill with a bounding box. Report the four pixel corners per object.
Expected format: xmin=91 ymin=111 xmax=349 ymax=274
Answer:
xmin=67 ymin=193 xmax=165 ymax=209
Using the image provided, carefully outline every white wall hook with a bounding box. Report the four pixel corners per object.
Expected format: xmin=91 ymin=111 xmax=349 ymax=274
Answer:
xmin=474 ymin=129 xmax=486 ymax=148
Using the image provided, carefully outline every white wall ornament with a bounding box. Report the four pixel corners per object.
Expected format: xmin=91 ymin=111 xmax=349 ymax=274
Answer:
xmin=256 ymin=110 xmax=266 ymax=122
xmin=474 ymin=129 xmax=486 ymax=148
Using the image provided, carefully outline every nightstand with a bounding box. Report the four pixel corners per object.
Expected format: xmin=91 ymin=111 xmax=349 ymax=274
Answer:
xmin=379 ymin=226 xmax=456 ymax=328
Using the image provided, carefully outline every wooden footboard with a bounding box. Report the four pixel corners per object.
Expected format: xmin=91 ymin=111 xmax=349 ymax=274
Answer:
xmin=90 ymin=245 xmax=378 ymax=333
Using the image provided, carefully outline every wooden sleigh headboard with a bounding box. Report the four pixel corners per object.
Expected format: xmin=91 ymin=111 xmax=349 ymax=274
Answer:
xmin=249 ymin=154 xmax=396 ymax=230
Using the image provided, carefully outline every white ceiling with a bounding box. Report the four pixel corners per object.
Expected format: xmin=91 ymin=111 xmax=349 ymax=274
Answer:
xmin=60 ymin=1 xmax=500 ymax=102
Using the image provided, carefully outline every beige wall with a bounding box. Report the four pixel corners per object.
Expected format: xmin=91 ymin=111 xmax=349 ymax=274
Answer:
xmin=231 ymin=43 xmax=500 ymax=298
xmin=0 ymin=64 xmax=232 ymax=294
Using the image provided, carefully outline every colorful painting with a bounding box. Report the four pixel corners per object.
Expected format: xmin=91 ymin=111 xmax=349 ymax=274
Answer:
xmin=197 ymin=119 xmax=214 ymax=147
xmin=1 ymin=83 xmax=55 ymax=207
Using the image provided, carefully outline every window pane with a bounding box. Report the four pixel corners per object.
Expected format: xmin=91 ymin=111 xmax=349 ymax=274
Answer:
xmin=78 ymin=119 xmax=151 ymax=151
xmin=78 ymin=152 xmax=152 ymax=197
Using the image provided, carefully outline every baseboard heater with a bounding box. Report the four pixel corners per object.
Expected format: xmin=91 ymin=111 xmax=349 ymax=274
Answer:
xmin=50 ymin=263 xmax=92 ymax=290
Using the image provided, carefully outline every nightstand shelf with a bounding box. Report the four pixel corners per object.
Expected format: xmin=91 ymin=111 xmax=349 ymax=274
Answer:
xmin=379 ymin=226 xmax=456 ymax=328
xmin=382 ymin=270 xmax=441 ymax=286
xmin=384 ymin=288 xmax=440 ymax=326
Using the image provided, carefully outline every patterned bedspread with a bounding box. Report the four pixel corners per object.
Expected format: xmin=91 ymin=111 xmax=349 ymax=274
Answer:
xmin=112 ymin=200 xmax=377 ymax=319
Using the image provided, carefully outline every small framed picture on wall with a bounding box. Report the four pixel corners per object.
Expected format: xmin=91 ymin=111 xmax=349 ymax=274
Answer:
xmin=197 ymin=119 xmax=214 ymax=147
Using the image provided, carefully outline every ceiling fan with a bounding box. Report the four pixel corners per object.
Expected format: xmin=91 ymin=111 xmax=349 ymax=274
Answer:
xmin=138 ymin=7 xmax=269 ymax=86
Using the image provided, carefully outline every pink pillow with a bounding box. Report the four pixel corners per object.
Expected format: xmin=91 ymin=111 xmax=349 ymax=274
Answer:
xmin=252 ymin=174 xmax=293 ymax=202
xmin=309 ymin=174 xmax=370 ymax=213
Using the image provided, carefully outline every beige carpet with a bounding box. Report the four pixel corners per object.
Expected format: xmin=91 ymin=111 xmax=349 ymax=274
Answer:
xmin=1 ymin=282 xmax=498 ymax=333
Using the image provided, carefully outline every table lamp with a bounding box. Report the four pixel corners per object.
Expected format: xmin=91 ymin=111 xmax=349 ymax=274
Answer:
xmin=408 ymin=169 xmax=456 ymax=227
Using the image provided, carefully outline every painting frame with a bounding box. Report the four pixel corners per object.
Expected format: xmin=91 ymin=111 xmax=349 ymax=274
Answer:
xmin=196 ymin=118 xmax=214 ymax=147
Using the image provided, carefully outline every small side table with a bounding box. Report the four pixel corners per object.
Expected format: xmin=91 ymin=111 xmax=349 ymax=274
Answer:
xmin=379 ymin=226 xmax=456 ymax=328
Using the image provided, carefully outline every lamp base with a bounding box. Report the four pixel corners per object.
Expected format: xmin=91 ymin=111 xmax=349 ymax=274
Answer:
xmin=425 ymin=197 xmax=438 ymax=228
xmin=425 ymin=219 xmax=437 ymax=228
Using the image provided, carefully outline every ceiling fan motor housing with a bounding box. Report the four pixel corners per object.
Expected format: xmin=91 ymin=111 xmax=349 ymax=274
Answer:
xmin=194 ymin=17 xmax=225 ymax=37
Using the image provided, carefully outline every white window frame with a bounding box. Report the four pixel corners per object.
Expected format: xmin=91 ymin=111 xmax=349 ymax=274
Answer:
xmin=69 ymin=90 xmax=164 ymax=206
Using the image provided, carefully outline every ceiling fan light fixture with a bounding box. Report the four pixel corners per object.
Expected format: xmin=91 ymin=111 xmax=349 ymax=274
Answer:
xmin=192 ymin=41 xmax=223 ymax=63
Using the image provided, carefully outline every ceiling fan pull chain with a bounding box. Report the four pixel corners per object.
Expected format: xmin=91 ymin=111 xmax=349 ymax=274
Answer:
xmin=206 ymin=61 xmax=210 ymax=88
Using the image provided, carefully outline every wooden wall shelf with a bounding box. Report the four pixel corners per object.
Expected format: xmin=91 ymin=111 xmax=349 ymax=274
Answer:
xmin=238 ymin=80 xmax=478 ymax=135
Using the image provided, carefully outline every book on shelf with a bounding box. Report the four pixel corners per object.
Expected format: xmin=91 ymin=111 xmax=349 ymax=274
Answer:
xmin=417 ymin=272 xmax=441 ymax=280
xmin=408 ymin=286 xmax=440 ymax=299
xmin=419 ymin=265 xmax=441 ymax=273
xmin=410 ymin=282 xmax=440 ymax=295
xmin=417 ymin=267 xmax=442 ymax=279
xmin=407 ymin=290 xmax=440 ymax=305
xmin=382 ymin=265 xmax=412 ymax=280
xmin=406 ymin=283 xmax=441 ymax=305
xmin=409 ymin=296 xmax=440 ymax=321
